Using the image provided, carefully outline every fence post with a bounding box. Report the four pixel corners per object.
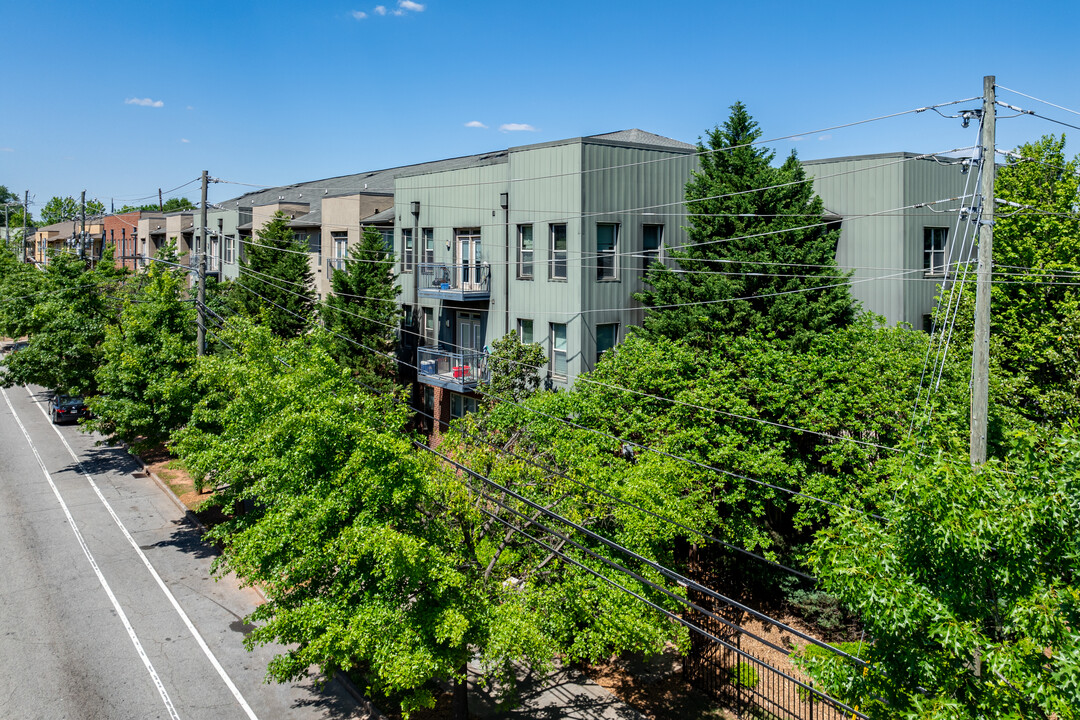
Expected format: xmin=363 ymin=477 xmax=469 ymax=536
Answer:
xmin=809 ymin=680 xmax=814 ymax=720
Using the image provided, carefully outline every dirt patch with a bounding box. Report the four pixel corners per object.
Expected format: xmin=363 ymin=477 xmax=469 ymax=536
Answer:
xmin=140 ymin=446 xmax=231 ymax=529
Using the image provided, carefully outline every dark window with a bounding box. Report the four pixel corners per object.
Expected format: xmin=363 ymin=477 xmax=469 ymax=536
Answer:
xmin=550 ymin=224 xmax=567 ymax=280
xmin=596 ymin=323 xmax=619 ymax=363
xmin=596 ymin=223 xmax=618 ymax=280
xmin=642 ymin=224 xmax=663 ymax=269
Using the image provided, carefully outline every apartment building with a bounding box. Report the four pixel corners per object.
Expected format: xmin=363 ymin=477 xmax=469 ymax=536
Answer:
xmin=393 ymin=129 xmax=698 ymax=428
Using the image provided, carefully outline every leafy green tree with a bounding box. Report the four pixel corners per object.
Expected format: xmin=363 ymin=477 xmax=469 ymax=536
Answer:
xmin=174 ymin=320 xmax=688 ymax=718
xmin=483 ymin=330 xmax=547 ymax=403
xmin=1 ymin=249 xmax=127 ymax=394
xmin=635 ymin=102 xmax=857 ymax=349
xmin=946 ymin=135 xmax=1080 ymax=425
xmin=40 ymin=195 xmax=105 ymax=225
xmin=233 ymin=211 xmax=315 ymax=338
xmin=0 ymin=250 xmax=41 ymax=339
xmin=117 ymin=197 xmax=195 ymax=214
xmin=321 ymin=227 xmax=400 ymax=388
xmin=85 ymin=242 xmax=196 ymax=452
xmin=0 ymin=185 xmax=30 ymax=229
xmin=807 ymin=427 xmax=1080 ymax=719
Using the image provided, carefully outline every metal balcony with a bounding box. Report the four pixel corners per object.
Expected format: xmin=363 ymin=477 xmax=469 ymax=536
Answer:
xmin=416 ymin=347 xmax=488 ymax=390
xmin=417 ymin=262 xmax=491 ymax=301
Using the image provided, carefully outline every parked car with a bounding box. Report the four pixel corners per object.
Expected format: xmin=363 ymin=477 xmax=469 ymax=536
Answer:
xmin=49 ymin=394 xmax=89 ymax=425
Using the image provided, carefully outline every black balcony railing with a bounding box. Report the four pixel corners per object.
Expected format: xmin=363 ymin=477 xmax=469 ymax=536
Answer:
xmin=417 ymin=347 xmax=487 ymax=389
xmin=418 ymin=262 xmax=491 ymax=300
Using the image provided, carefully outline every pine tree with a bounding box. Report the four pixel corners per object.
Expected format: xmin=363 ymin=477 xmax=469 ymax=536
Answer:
xmin=234 ymin=211 xmax=315 ymax=338
xmin=635 ymin=102 xmax=856 ymax=348
xmin=321 ymin=226 xmax=400 ymax=389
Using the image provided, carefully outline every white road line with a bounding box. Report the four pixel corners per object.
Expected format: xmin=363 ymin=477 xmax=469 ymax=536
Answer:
xmin=0 ymin=387 xmax=182 ymax=720
xmin=24 ymin=387 xmax=261 ymax=720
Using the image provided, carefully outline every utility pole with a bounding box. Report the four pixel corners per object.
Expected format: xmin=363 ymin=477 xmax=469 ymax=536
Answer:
xmin=197 ymin=170 xmax=208 ymax=356
xmin=80 ymin=190 xmax=87 ymax=261
xmin=22 ymin=191 xmax=28 ymax=263
xmin=159 ymin=188 xmax=164 ymax=213
xmin=970 ymin=75 xmax=996 ymax=465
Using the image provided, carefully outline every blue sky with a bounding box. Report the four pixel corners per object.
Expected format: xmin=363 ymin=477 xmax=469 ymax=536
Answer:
xmin=3 ymin=0 xmax=1078 ymax=210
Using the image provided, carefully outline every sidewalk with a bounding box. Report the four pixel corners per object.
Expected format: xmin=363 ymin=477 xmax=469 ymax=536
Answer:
xmin=468 ymin=661 xmax=645 ymax=720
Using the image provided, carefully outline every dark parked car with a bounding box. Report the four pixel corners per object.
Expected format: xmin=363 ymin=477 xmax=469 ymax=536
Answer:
xmin=49 ymin=394 xmax=89 ymax=424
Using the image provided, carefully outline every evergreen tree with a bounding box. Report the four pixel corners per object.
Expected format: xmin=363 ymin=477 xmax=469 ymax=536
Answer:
xmin=321 ymin=227 xmax=400 ymax=388
xmin=635 ymin=102 xmax=857 ymax=349
xmin=234 ymin=211 xmax=315 ymax=338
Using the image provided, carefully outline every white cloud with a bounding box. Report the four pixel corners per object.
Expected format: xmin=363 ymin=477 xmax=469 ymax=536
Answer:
xmin=499 ymin=123 xmax=537 ymax=133
xmin=186 ymin=105 xmax=194 ymax=110
xmin=180 ymin=138 xmax=190 ymax=143
xmin=465 ymin=120 xmax=487 ymax=129
xmin=399 ymin=0 xmax=425 ymax=10
xmin=125 ymin=97 xmax=164 ymax=108
xmin=818 ymin=134 xmax=832 ymax=141
xmin=374 ymin=5 xmax=386 ymax=14
xmin=392 ymin=9 xmax=404 ymax=14
xmin=0 ymin=147 xmax=13 ymax=152
xmin=351 ymin=10 xmax=367 ymax=18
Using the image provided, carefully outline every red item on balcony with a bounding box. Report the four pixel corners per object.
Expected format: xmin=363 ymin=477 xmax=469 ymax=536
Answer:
xmin=452 ymin=365 xmax=471 ymax=378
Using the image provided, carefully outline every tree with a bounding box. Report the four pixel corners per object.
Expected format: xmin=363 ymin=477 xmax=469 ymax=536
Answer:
xmin=174 ymin=321 xmax=688 ymax=718
xmin=117 ymin=197 xmax=196 ymax=214
xmin=232 ymin=211 xmax=315 ymax=338
xmin=945 ymin=135 xmax=1080 ymax=425
xmin=806 ymin=427 xmax=1080 ymax=719
xmin=321 ymin=227 xmax=400 ymax=388
xmin=85 ymin=242 xmax=196 ymax=452
xmin=482 ymin=330 xmax=547 ymax=403
xmin=1 ymin=249 xmax=127 ymax=394
xmin=635 ymin=102 xmax=857 ymax=349
xmin=40 ymin=195 xmax=105 ymax=225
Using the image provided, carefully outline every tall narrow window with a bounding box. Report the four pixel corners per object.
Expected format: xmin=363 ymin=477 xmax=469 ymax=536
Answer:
xmin=423 ymin=307 xmax=435 ymax=347
xmin=924 ymin=227 xmax=947 ymax=274
xmin=642 ymin=224 xmax=663 ymax=269
xmin=225 ymin=235 xmax=235 ymax=264
xmin=596 ymin=223 xmax=618 ymax=280
xmin=596 ymin=323 xmax=619 ymax=363
xmin=402 ymin=228 xmax=414 ymax=272
xmin=422 ymin=228 xmax=434 ymax=264
xmin=517 ymin=319 xmax=534 ymax=344
xmin=518 ymin=224 xmax=534 ymax=279
xmin=331 ymin=231 xmax=348 ymax=273
xmin=550 ymin=224 xmax=567 ymax=280
xmin=551 ymin=323 xmax=567 ymax=378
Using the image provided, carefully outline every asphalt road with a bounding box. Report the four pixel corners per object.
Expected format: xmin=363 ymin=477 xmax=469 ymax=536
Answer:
xmin=0 ymin=383 xmax=377 ymax=720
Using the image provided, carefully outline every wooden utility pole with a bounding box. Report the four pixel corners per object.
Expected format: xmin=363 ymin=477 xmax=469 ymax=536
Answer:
xmin=80 ymin=190 xmax=87 ymax=261
xmin=197 ymin=170 xmax=208 ymax=356
xmin=22 ymin=191 xmax=28 ymax=262
xmin=970 ymin=75 xmax=996 ymax=465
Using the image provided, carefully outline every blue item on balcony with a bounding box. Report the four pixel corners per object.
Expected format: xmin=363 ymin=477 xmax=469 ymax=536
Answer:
xmin=419 ymin=360 xmax=437 ymax=375
xmin=440 ymin=282 xmax=450 ymax=290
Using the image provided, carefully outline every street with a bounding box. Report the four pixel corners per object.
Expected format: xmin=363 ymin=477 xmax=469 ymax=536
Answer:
xmin=0 ymin=383 xmax=376 ymax=720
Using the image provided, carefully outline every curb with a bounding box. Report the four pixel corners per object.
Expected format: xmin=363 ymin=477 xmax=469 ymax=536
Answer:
xmin=132 ymin=451 xmax=387 ymax=719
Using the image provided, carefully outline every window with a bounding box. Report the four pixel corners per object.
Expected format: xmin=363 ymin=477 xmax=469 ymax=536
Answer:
xmin=518 ymin=224 xmax=534 ymax=279
xmin=518 ymin=319 xmax=534 ymax=344
xmin=332 ymin=231 xmax=349 ymax=260
xmin=402 ymin=228 xmax=414 ymax=272
xmin=210 ymin=237 xmax=220 ymax=271
xmin=596 ymin=223 xmax=618 ymax=280
xmin=924 ymin=227 xmax=947 ymax=274
xmin=551 ymin=323 xmax=567 ymax=378
xmin=225 ymin=235 xmax=235 ymax=264
xmin=596 ymin=323 xmax=619 ymax=363
xmin=379 ymin=228 xmax=394 ymax=252
xmin=550 ymin=224 xmax=567 ymax=280
xmin=423 ymin=307 xmax=436 ymax=347
xmin=450 ymin=393 xmax=479 ymax=419
xmin=642 ymin=224 xmax=663 ymax=269
xmin=422 ymin=386 xmax=434 ymax=428
xmin=422 ymin=228 xmax=434 ymax=264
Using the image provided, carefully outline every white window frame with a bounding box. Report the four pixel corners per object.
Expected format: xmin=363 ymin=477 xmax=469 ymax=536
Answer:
xmin=517 ymin=318 xmax=534 ymax=344
xmin=518 ymin=224 xmax=534 ymax=279
xmin=550 ymin=322 xmax=567 ymax=378
xmin=402 ymin=228 xmax=414 ymax=272
xmin=549 ymin=224 xmax=567 ymax=281
xmin=924 ymin=227 xmax=948 ymax=275
xmin=596 ymin=223 xmax=618 ymax=280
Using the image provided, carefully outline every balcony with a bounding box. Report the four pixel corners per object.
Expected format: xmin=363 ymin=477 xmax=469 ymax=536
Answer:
xmin=418 ymin=262 xmax=490 ymax=301
xmin=327 ymin=257 xmax=346 ymax=274
xmin=417 ymin=347 xmax=488 ymax=390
